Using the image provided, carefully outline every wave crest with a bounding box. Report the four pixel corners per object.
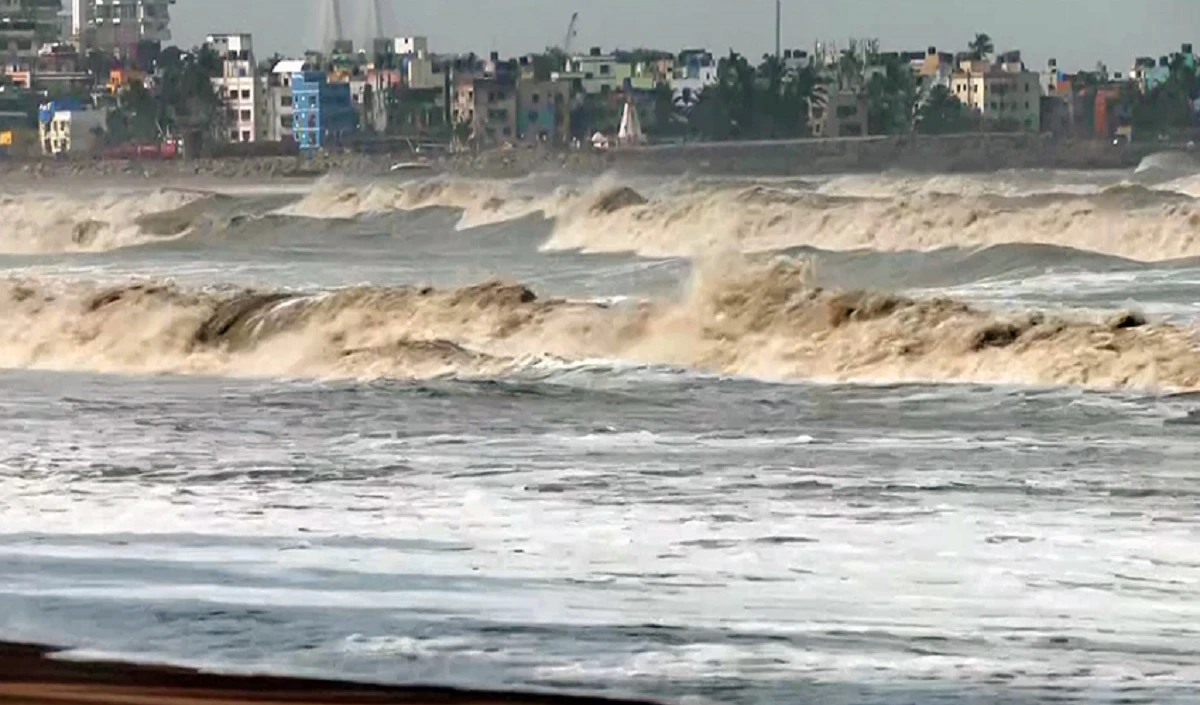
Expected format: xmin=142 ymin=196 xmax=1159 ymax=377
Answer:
xmin=2 ymin=259 xmax=1197 ymax=391
xmin=0 ymin=189 xmax=214 ymax=254
xmin=542 ymin=183 xmax=1200 ymax=261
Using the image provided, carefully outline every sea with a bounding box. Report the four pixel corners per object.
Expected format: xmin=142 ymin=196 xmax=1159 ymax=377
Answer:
xmin=2 ymin=154 xmax=1200 ymax=705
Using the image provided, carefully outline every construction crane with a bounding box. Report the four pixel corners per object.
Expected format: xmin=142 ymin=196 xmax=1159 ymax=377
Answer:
xmin=562 ymin=12 xmax=578 ymax=55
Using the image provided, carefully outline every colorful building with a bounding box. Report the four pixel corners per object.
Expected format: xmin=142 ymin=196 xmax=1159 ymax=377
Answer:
xmin=291 ymin=71 xmax=357 ymax=150
xmin=38 ymin=99 xmax=107 ymax=155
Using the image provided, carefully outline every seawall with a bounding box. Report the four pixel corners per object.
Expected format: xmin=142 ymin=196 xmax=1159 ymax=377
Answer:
xmin=0 ymin=134 xmax=1182 ymax=182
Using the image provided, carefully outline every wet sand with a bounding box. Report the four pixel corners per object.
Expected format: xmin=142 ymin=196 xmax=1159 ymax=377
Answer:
xmin=0 ymin=643 xmax=660 ymax=705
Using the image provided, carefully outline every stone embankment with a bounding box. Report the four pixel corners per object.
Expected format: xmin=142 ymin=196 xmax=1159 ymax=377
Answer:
xmin=0 ymin=134 xmax=1179 ymax=182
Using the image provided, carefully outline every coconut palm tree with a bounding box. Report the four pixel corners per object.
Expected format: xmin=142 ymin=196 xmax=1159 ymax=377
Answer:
xmin=968 ymin=33 xmax=995 ymax=61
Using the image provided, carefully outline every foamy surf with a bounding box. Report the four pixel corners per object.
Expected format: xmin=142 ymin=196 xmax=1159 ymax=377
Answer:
xmin=0 ymin=258 xmax=1196 ymax=392
xmin=0 ymin=189 xmax=215 ymax=254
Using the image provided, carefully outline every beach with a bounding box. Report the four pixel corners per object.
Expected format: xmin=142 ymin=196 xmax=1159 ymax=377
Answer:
xmin=0 ymin=642 xmax=657 ymax=705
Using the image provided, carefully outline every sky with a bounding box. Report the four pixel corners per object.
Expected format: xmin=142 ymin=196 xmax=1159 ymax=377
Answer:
xmin=174 ymin=0 xmax=1200 ymax=75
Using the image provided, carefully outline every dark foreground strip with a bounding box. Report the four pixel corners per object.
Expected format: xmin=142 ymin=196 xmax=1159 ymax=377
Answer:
xmin=0 ymin=642 xmax=661 ymax=705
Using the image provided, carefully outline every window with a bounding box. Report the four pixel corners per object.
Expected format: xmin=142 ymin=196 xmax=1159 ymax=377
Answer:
xmin=836 ymin=105 xmax=858 ymax=119
xmin=241 ymin=89 xmax=250 ymax=99
xmin=281 ymin=95 xmax=292 ymax=107
xmin=1025 ymin=102 xmax=1030 ymax=109
xmin=528 ymin=110 xmax=538 ymax=122
xmin=503 ymin=127 xmax=511 ymax=137
xmin=280 ymin=116 xmax=290 ymax=128
xmin=240 ymin=110 xmax=251 ymax=121
xmin=599 ymin=64 xmax=611 ymax=75
xmin=532 ymin=93 xmax=540 ymax=103
xmin=230 ymin=130 xmax=239 ymax=140
xmin=241 ymin=130 xmax=250 ymax=141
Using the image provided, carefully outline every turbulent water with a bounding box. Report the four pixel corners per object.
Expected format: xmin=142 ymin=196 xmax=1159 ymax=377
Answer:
xmin=3 ymin=156 xmax=1200 ymax=705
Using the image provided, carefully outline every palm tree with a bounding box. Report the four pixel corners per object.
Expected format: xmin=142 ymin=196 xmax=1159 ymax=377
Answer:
xmin=968 ymin=33 xmax=994 ymax=61
xmin=916 ymin=85 xmax=973 ymax=134
xmin=865 ymin=55 xmax=919 ymax=135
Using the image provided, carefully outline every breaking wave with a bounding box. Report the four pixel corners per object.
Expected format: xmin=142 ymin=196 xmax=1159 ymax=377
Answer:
xmin=2 ymin=259 xmax=1197 ymax=392
xmin=0 ymin=189 xmax=218 ymax=254
xmin=542 ymin=183 xmax=1200 ymax=260
xmin=276 ymin=176 xmax=577 ymax=230
xmin=271 ymin=174 xmax=1200 ymax=262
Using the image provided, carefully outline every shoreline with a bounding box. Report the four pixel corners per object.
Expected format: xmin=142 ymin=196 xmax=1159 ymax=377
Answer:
xmin=0 ymin=641 xmax=661 ymax=705
xmin=0 ymin=134 xmax=1186 ymax=183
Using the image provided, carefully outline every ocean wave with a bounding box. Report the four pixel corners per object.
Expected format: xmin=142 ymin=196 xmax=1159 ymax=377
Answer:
xmin=1 ymin=259 xmax=1197 ymax=392
xmin=0 ymin=189 xmax=218 ymax=255
xmin=268 ymin=174 xmax=1200 ymax=262
xmin=540 ymin=182 xmax=1200 ymax=260
xmin=274 ymin=176 xmax=577 ymax=230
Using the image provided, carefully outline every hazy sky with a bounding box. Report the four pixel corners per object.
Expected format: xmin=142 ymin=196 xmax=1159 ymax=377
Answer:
xmin=174 ymin=0 xmax=1200 ymax=74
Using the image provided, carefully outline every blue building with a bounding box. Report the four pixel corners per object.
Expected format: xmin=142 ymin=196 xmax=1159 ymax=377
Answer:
xmin=291 ymin=71 xmax=358 ymax=150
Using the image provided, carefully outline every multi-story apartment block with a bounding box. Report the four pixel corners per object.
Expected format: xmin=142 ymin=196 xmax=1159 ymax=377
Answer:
xmin=263 ymin=59 xmax=311 ymax=143
xmin=454 ymin=74 xmax=517 ymax=144
xmin=206 ymin=32 xmax=264 ymax=143
xmin=0 ymin=17 xmax=37 ymax=63
xmin=73 ymin=0 xmax=173 ymax=56
xmin=951 ymin=51 xmax=1042 ymax=131
xmin=0 ymin=0 xmax=61 ymax=44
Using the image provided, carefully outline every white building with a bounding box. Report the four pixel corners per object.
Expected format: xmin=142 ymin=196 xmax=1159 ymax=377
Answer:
xmin=391 ymin=35 xmax=426 ymax=56
xmin=75 ymin=0 xmax=173 ymax=54
xmin=264 ymin=58 xmax=308 ymax=142
xmin=206 ymin=32 xmax=264 ymax=143
xmin=39 ymin=106 xmax=106 ymax=154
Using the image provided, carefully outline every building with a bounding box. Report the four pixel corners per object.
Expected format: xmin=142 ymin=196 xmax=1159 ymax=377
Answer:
xmin=811 ymin=89 xmax=867 ymax=137
xmin=37 ymin=99 xmax=106 ymax=154
xmin=75 ymin=0 xmax=173 ymax=57
xmin=951 ymin=52 xmax=1042 ymax=131
xmin=263 ymin=58 xmax=308 ymax=142
xmin=291 ymin=70 xmax=357 ymax=150
xmin=453 ymin=74 xmax=517 ymax=144
xmin=206 ymin=33 xmax=264 ymax=143
xmin=552 ymin=47 xmax=632 ymax=95
xmin=0 ymin=0 xmax=61 ymax=45
xmin=672 ymin=49 xmax=716 ymax=108
xmin=914 ymin=47 xmax=955 ymax=94
xmin=0 ymin=18 xmax=36 ymax=62
xmin=516 ymin=78 xmax=569 ymax=144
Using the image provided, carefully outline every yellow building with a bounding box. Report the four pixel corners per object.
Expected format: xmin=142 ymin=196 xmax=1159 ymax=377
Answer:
xmin=951 ymin=56 xmax=1042 ymax=131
